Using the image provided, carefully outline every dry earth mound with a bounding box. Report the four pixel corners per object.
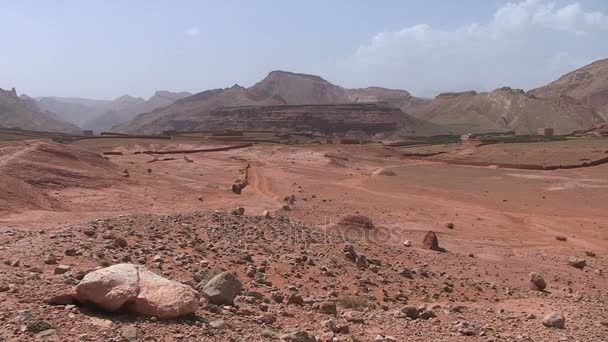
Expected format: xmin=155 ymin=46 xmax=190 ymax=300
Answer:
xmin=0 ymin=140 xmax=124 ymax=212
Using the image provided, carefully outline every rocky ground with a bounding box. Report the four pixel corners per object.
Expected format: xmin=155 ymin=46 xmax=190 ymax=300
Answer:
xmin=1 ymin=139 xmax=608 ymax=341
xmin=1 ymin=210 xmax=606 ymax=341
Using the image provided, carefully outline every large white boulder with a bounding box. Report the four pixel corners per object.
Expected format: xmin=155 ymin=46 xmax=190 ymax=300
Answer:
xmin=75 ymin=264 xmax=199 ymax=319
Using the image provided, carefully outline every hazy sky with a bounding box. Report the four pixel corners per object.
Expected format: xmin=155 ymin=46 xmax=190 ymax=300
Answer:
xmin=2 ymin=0 xmax=608 ymax=99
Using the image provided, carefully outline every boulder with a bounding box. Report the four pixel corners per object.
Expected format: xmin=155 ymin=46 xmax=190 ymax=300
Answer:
xmin=75 ymin=264 xmax=139 ymax=311
xmin=200 ymin=272 xmax=242 ymax=305
xmin=132 ymin=267 xmax=199 ymax=319
xmin=422 ymin=231 xmax=444 ymax=252
xmin=75 ymin=264 xmax=199 ymax=319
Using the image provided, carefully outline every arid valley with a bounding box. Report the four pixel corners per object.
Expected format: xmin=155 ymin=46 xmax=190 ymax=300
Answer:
xmin=3 ymin=1 xmax=608 ymax=340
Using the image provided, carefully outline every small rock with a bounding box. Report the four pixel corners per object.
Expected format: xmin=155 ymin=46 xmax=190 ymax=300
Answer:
xmin=44 ymin=254 xmax=58 ymax=265
xmin=280 ymin=331 xmax=317 ymax=342
xmin=529 ymin=272 xmax=547 ymax=291
xmin=209 ymin=320 xmax=226 ymax=330
xmin=419 ymin=309 xmax=436 ymax=320
xmin=343 ymin=310 xmax=364 ymax=323
xmin=114 ymin=237 xmax=128 ymax=248
xmin=400 ymin=306 xmax=419 ymax=320
xmin=455 ymin=321 xmax=478 ymax=336
xmin=422 ymin=231 xmax=444 ymax=252
xmin=200 ymin=271 xmax=243 ymax=305
xmin=542 ymin=312 xmax=565 ymax=329
xmin=585 ymin=250 xmax=596 ymax=257
xmin=567 ymin=256 xmax=586 ymax=269
xmin=54 ymin=265 xmax=71 ymax=275
xmin=403 ymin=240 xmax=412 ymax=247
xmin=122 ymin=325 xmax=137 ymax=342
xmin=318 ymin=301 xmax=337 ymax=315
xmin=35 ymin=329 xmax=58 ymax=341
xmin=231 ymin=207 xmax=245 ymax=216
xmin=555 ymin=235 xmax=567 ymax=241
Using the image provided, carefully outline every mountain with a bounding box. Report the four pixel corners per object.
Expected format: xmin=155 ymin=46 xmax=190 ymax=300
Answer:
xmin=248 ymin=70 xmax=350 ymax=104
xmin=37 ymin=91 xmax=191 ymax=132
xmin=528 ymin=58 xmax=608 ymax=120
xmin=177 ymin=102 xmax=437 ymax=137
xmin=412 ymin=87 xmax=604 ymax=134
xmin=115 ymin=71 xmax=431 ymax=134
xmin=0 ymin=88 xmax=81 ymax=133
xmin=346 ymin=87 xmax=431 ymax=114
xmin=113 ymin=85 xmax=285 ymax=133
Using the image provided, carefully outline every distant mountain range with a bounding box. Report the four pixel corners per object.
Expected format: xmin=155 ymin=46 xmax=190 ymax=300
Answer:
xmin=3 ymin=59 xmax=608 ymax=136
xmin=0 ymin=88 xmax=81 ymax=133
xmin=36 ymin=91 xmax=192 ymax=132
xmin=113 ymin=71 xmax=433 ymax=135
xmin=115 ymin=63 xmax=608 ymax=135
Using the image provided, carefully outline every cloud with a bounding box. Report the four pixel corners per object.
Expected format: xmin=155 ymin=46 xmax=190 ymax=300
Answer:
xmin=183 ymin=28 xmax=201 ymax=37
xmin=338 ymin=0 xmax=608 ymax=96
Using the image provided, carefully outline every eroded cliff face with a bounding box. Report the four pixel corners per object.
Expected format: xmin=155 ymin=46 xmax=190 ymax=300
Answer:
xmin=201 ymin=103 xmax=404 ymax=135
xmin=413 ymin=87 xmax=604 ymax=134
xmin=529 ymin=58 xmax=608 ymax=118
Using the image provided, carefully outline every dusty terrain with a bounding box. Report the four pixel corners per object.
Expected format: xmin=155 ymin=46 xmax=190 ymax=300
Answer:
xmin=1 ymin=137 xmax=608 ymax=341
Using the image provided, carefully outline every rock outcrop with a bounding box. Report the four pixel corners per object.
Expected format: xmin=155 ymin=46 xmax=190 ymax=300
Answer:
xmin=75 ymin=264 xmax=199 ymax=319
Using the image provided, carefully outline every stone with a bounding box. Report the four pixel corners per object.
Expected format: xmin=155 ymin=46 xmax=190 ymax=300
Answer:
xmin=200 ymin=271 xmax=242 ymax=305
xmin=122 ymin=325 xmax=137 ymax=342
xmin=318 ymin=301 xmax=337 ymax=315
xmin=419 ymin=309 xmax=436 ymax=320
xmin=54 ymin=265 xmax=71 ymax=275
xmin=75 ymin=263 xmax=199 ymax=319
xmin=231 ymin=207 xmax=245 ymax=216
xmin=455 ymin=321 xmax=478 ymax=336
xmin=445 ymin=222 xmax=455 ymax=229
xmin=422 ymin=231 xmax=444 ymax=252
xmin=529 ymin=272 xmax=547 ymax=291
xmin=555 ymin=235 xmax=567 ymax=241
xmin=403 ymin=240 xmax=412 ymax=247
xmin=36 ymin=329 xmax=58 ymax=341
xmin=132 ymin=267 xmax=200 ymax=319
xmin=280 ymin=331 xmax=317 ymax=342
xmin=89 ymin=317 xmax=113 ymax=329
xmin=44 ymin=254 xmax=57 ymax=265
xmin=263 ymin=210 xmax=272 ymax=219
xmin=542 ymin=312 xmax=565 ymax=328
xmin=585 ymin=250 xmax=597 ymax=257
xmin=343 ymin=310 xmax=364 ymax=323
xmin=287 ymin=293 xmax=304 ymax=305
xmin=400 ymin=306 xmax=419 ymax=320
xmin=321 ymin=319 xmax=337 ymax=333
xmin=568 ymin=256 xmax=586 ymax=269
xmin=114 ymin=237 xmax=128 ymax=248
xmin=25 ymin=320 xmax=54 ymax=333
xmin=209 ymin=320 xmax=226 ymax=329
xmin=256 ymin=313 xmax=277 ymax=325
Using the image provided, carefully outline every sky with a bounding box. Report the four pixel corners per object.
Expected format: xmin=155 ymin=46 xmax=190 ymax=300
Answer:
xmin=1 ymin=0 xmax=608 ymax=99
